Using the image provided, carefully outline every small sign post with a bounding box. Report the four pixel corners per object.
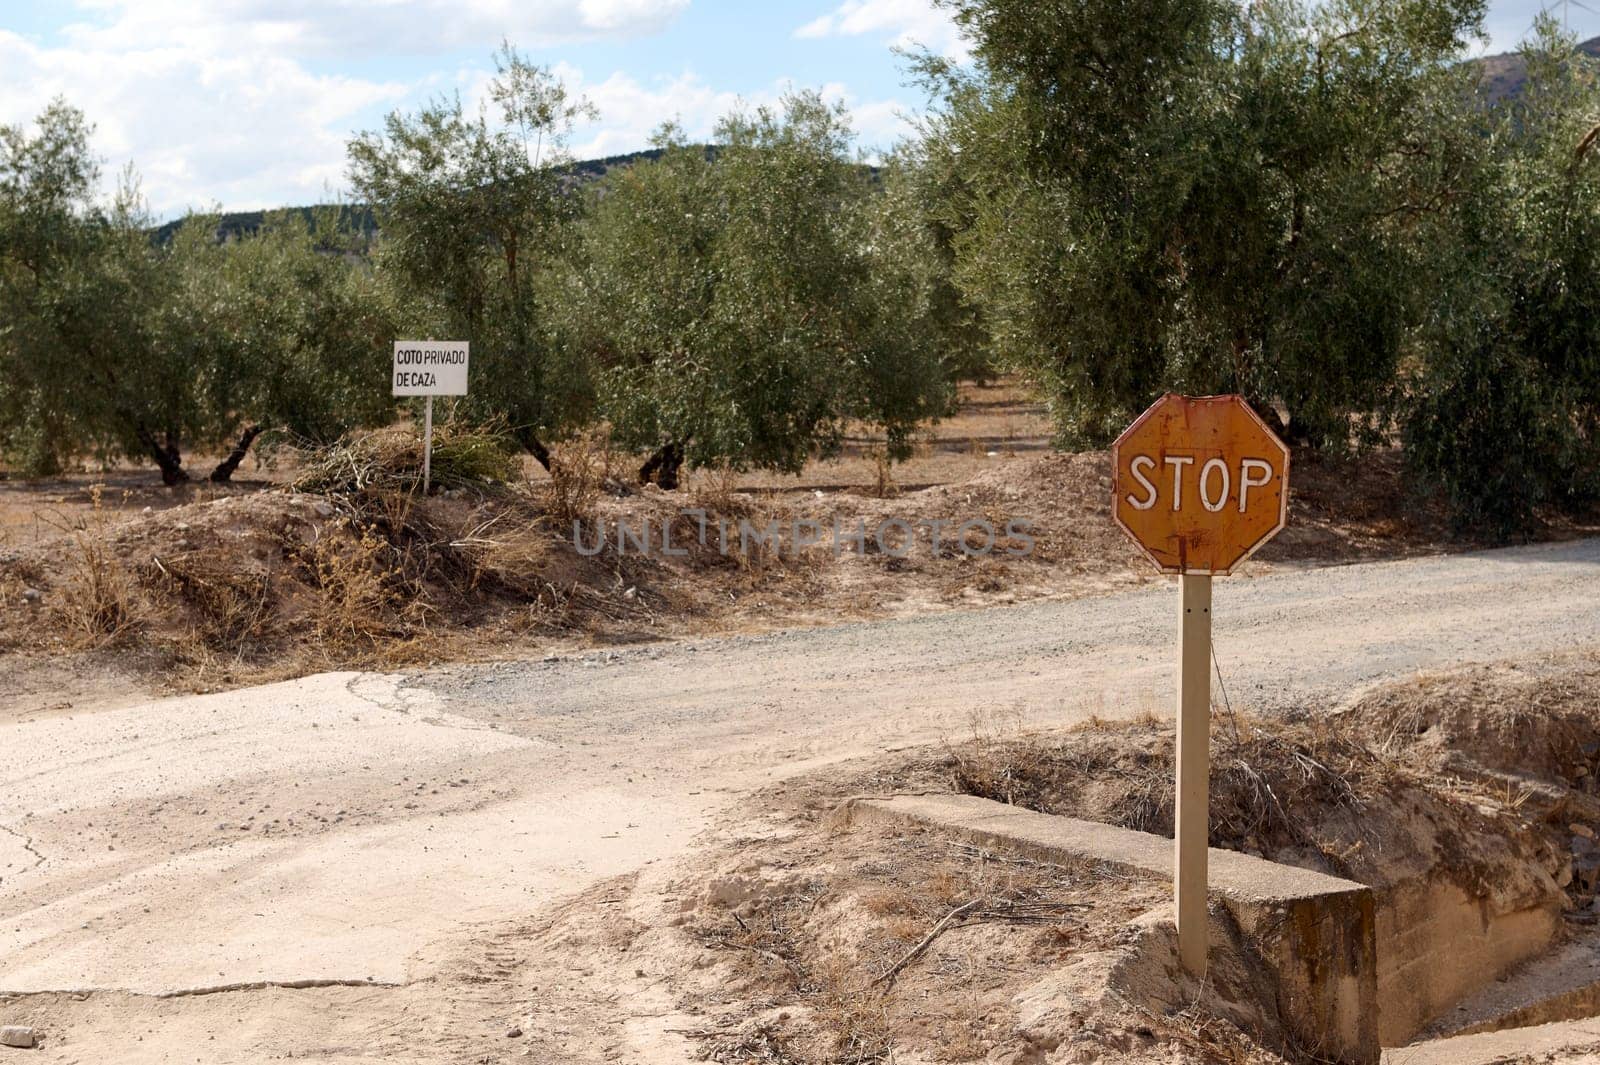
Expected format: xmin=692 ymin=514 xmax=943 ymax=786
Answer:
xmin=392 ymin=340 xmax=470 ymax=494
xmin=1111 ymin=394 xmax=1290 ymax=978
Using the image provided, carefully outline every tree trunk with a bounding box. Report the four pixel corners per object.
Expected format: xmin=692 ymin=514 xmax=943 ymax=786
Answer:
xmin=209 ymin=424 xmax=263 ymax=483
xmin=639 ymin=442 xmax=684 ymax=490
xmin=1255 ymin=401 xmax=1312 ymax=449
xmin=659 ymin=443 xmax=684 ymax=491
xmin=135 ymin=425 xmax=188 ymax=485
xmin=514 ymin=425 xmax=553 ymax=472
xmin=1256 ymin=402 xmax=1291 ymax=442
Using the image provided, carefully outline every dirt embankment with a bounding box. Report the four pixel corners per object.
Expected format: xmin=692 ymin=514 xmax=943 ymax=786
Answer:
xmin=0 ymin=443 xmax=1592 ymax=698
xmin=504 ymin=652 xmax=1600 ymax=1065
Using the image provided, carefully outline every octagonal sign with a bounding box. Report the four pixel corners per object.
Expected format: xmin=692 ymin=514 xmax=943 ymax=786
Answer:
xmin=1111 ymin=394 xmax=1290 ymax=576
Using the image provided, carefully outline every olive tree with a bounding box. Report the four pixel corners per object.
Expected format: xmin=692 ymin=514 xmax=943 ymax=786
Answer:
xmin=0 ymin=99 xmax=100 ymax=474
xmin=554 ymin=95 xmax=954 ymax=487
xmin=855 ymin=151 xmax=964 ymax=459
xmin=924 ymin=0 xmax=1485 ymax=448
xmin=166 ymin=210 xmax=398 ymax=481
xmin=1404 ymin=19 xmax=1600 ymax=534
xmin=348 ymin=43 xmax=595 ymax=469
xmin=0 ymin=101 xmax=204 ymax=481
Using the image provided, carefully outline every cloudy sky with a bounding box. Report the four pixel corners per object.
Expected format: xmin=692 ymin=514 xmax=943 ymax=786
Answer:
xmin=0 ymin=0 xmax=1589 ymax=219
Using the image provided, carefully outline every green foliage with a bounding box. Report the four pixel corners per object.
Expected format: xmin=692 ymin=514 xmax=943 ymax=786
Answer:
xmin=0 ymin=101 xmax=394 ymax=482
xmin=881 ymin=136 xmax=993 ymax=386
xmin=348 ymin=42 xmax=595 ymax=462
xmin=926 ymin=0 xmax=1485 ymax=447
xmin=168 ymin=209 xmax=396 ymax=447
xmin=11 ymin=25 xmax=1599 ymax=539
xmin=556 ymin=94 xmax=955 ymax=482
xmin=1404 ymin=19 xmax=1600 ymax=534
xmin=0 ymin=100 xmax=103 ymax=473
xmin=0 ymin=100 xmax=193 ymax=477
xmin=856 ymin=152 xmax=964 ymax=458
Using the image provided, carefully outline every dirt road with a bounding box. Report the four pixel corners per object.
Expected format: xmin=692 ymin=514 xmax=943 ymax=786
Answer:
xmin=4 ymin=538 xmax=1599 ymax=1062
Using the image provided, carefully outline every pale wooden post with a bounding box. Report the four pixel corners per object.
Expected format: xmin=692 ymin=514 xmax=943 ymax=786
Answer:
xmin=1175 ymin=572 xmax=1212 ymax=977
xmin=422 ymin=394 xmax=434 ymax=495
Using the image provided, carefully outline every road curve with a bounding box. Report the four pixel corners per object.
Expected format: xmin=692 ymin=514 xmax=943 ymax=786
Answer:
xmin=3 ymin=538 xmax=1598 ymax=997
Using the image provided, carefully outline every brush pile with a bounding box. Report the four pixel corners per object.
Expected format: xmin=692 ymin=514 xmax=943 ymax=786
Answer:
xmin=290 ymin=421 xmax=522 ymax=497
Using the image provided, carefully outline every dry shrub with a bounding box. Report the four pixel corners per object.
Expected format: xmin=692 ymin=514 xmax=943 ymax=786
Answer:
xmin=1345 ymin=656 xmax=1600 ymax=781
xmin=864 ymin=446 xmax=898 ymax=499
xmin=693 ymin=462 xmax=741 ymax=514
xmin=141 ymin=556 xmax=273 ymax=656
xmin=729 ymin=515 xmax=776 ymax=574
xmin=1141 ymin=1002 xmax=1280 ymax=1065
xmin=860 ymin=888 xmax=918 ymax=918
xmin=811 ymin=954 xmax=894 ymax=1064
xmin=449 ymin=507 xmax=570 ymax=622
xmin=946 ymin=712 xmax=1417 ymax=877
xmin=1211 ymin=719 xmax=1376 ymax=854
xmin=700 ymin=1021 xmax=807 ymax=1064
xmin=292 ymin=419 xmax=519 ymax=496
xmin=544 ymin=429 xmax=612 ymax=527
xmin=946 ymin=705 xmax=1049 ymax=807
xmin=925 ymin=870 xmax=969 ymax=908
xmin=678 ymin=484 xmax=796 ymax=576
xmin=295 ymin=515 xmax=422 ymax=646
xmin=49 ymin=488 xmax=140 ymax=645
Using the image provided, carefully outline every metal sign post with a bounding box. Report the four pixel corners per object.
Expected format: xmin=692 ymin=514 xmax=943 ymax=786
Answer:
xmin=1111 ymin=393 xmax=1290 ymax=979
xmin=1176 ymin=572 xmax=1211 ymax=976
xmin=392 ymin=340 xmax=469 ymax=495
xmin=422 ymin=395 xmax=433 ymax=495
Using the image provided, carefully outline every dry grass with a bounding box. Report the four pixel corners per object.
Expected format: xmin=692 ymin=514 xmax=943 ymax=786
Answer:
xmin=295 ymin=515 xmax=421 ymax=648
xmin=660 ymin=785 xmax=1229 ymax=1065
xmin=291 ymin=420 xmax=520 ymax=497
xmin=947 ymin=712 xmax=1396 ymax=866
xmin=946 ymin=704 xmax=1049 ymax=807
xmin=692 ymin=462 xmax=742 ymax=514
xmin=811 ymin=955 xmax=895 ymax=1064
xmin=0 ymin=456 xmax=610 ymax=686
xmin=938 ymin=682 xmax=1589 ymax=907
xmin=49 ymin=488 xmax=141 ymax=645
xmin=4 ymin=376 xmax=1593 ymax=698
xmin=140 ymin=555 xmax=273 ymax=658
xmin=543 ymin=429 xmax=614 ymax=528
xmin=1345 ymin=653 xmax=1600 ymax=782
xmin=526 ymin=659 xmax=1600 ymax=1065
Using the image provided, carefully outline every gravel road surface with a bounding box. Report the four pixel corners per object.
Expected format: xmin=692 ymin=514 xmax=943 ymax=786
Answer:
xmin=2 ymin=538 xmax=1598 ymax=1061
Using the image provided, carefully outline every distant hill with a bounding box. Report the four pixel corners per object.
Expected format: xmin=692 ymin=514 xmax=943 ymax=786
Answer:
xmin=1470 ymin=34 xmax=1600 ymax=106
xmin=152 ymin=203 xmax=379 ymax=245
xmin=151 ymin=147 xmax=693 ymax=244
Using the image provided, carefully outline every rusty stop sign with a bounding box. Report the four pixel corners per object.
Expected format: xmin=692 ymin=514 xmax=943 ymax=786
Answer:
xmin=1112 ymin=394 xmax=1289 ymax=575
xmin=1110 ymin=394 xmax=1290 ymax=979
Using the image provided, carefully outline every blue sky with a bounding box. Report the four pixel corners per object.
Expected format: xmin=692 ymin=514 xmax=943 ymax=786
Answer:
xmin=0 ymin=0 xmax=1591 ymax=219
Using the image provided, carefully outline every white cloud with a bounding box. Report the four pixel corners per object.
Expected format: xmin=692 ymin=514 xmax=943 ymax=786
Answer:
xmin=0 ymin=1 xmax=920 ymax=216
xmin=795 ymin=0 xmax=969 ymax=61
xmin=561 ymin=66 xmax=747 ymax=157
xmin=849 ymin=96 xmax=913 ymax=149
xmin=0 ymin=0 xmax=692 ymax=217
xmin=556 ymin=67 xmax=917 ymax=160
xmin=59 ymin=0 xmax=691 ymax=56
xmin=577 ymin=0 xmax=689 ymax=34
xmin=0 ymin=29 xmax=407 ymax=217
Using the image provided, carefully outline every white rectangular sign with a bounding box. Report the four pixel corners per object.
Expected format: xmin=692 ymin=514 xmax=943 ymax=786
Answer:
xmin=392 ymin=340 xmax=469 ymax=396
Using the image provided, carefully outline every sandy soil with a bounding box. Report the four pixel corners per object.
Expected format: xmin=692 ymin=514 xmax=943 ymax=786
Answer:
xmin=0 ymin=379 xmax=1052 ymax=552
xmin=3 ymin=539 xmax=1600 ymax=1061
xmin=9 ymin=372 xmax=1591 ymax=706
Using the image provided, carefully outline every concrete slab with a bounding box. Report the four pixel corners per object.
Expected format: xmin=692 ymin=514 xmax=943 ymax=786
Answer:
xmin=1426 ymin=924 xmax=1600 ymax=1040
xmin=840 ymin=793 xmax=1379 ymax=1064
xmin=1383 ymin=1018 xmax=1600 ymax=1064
